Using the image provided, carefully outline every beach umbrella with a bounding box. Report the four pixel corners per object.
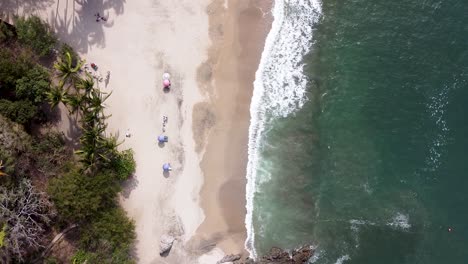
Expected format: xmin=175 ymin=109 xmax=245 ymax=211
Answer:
xmin=158 ymin=135 xmax=166 ymax=143
xmin=162 ymin=163 xmax=171 ymax=171
xmin=163 ymin=79 xmax=171 ymax=87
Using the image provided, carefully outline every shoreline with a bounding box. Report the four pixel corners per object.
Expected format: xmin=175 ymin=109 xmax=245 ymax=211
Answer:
xmin=193 ymin=0 xmax=273 ymax=257
xmin=7 ymin=0 xmax=273 ymax=262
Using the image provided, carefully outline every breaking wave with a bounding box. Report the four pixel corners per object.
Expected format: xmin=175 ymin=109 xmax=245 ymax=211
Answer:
xmin=244 ymin=0 xmax=322 ymax=259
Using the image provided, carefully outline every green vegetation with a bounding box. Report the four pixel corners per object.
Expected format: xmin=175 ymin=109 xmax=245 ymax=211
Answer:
xmin=0 ymin=16 xmax=136 ymax=263
xmin=49 ymin=170 xmax=120 ymax=224
xmin=0 ymin=99 xmax=37 ymax=125
xmin=111 ymin=149 xmax=137 ymax=180
xmin=79 ymin=207 xmax=136 ymax=263
xmin=15 ymin=65 xmax=51 ymax=103
xmin=0 ymin=224 xmax=6 ymax=248
xmin=0 ymin=21 xmax=15 ymax=42
xmin=15 ymin=16 xmax=56 ymax=57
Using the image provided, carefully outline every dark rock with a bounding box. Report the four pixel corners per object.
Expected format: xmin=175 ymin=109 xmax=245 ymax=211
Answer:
xmin=217 ymin=254 xmax=241 ymax=263
xmin=234 ymin=245 xmax=314 ymax=264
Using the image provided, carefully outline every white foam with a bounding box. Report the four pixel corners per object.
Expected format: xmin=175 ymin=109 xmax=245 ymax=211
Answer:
xmin=309 ymin=247 xmax=323 ymax=263
xmin=387 ymin=212 xmax=411 ymax=230
xmin=334 ymin=255 xmax=351 ymax=264
xmin=244 ymin=0 xmax=322 ymax=259
xmin=425 ymin=83 xmax=451 ymax=172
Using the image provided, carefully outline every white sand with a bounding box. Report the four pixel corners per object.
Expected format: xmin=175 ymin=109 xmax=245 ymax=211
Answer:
xmin=4 ymin=0 xmax=225 ymax=262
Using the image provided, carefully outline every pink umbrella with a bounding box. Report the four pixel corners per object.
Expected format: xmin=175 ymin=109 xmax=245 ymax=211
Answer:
xmin=163 ymin=79 xmax=171 ymax=87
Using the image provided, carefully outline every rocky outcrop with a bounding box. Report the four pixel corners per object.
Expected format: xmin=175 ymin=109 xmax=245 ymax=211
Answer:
xmin=217 ymin=254 xmax=242 ymax=263
xmin=159 ymin=235 xmax=175 ymax=256
xmin=232 ymin=245 xmax=314 ymax=264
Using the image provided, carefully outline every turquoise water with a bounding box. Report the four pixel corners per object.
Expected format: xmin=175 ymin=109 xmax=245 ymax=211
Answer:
xmin=248 ymin=0 xmax=468 ymax=263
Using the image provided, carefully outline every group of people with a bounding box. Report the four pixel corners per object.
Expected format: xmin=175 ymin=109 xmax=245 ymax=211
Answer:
xmin=83 ymin=63 xmax=111 ymax=84
xmin=94 ymin=12 xmax=108 ymax=22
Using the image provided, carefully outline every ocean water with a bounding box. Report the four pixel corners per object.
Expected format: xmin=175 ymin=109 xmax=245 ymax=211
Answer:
xmin=246 ymin=0 xmax=468 ymax=263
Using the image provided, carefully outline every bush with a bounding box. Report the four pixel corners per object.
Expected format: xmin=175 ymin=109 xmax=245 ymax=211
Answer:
xmin=31 ymin=132 xmax=69 ymax=177
xmin=0 ymin=114 xmax=31 ymax=156
xmin=15 ymin=65 xmax=51 ymax=104
xmin=0 ymin=21 xmax=15 ymax=43
xmin=110 ymin=149 xmax=136 ymax=180
xmin=0 ymin=48 xmax=33 ymax=91
xmin=0 ymin=99 xmax=37 ymax=125
xmin=0 ymin=149 xmax=15 ymax=176
xmin=48 ymin=170 xmax=120 ymax=224
xmin=79 ymin=207 xmax=135 ymax=264
xmin=15 ymin=16 xmax=56 ymax=57
xmin=72 ymin=250 xmax=98 ymax=264
xmin=60 ymin=43 xmax=79 ymax=68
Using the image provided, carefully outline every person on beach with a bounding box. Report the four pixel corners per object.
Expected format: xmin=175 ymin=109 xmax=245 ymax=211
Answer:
xmin=125 ymin=129 xmax=131 ymax=138
xmin=94 ymin=13 xmax=101 ymax=22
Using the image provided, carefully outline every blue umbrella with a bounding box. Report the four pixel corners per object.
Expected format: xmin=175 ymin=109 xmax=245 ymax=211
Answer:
xmin=162 ymin=163 xmax=171 ymax=171
xmin=158 ymin=135 xmax=166 ymax=143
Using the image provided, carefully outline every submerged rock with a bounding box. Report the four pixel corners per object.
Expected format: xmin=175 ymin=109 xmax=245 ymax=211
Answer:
xmin=159 ymin=235 xmax=175 ymax=256
xmin=217 ymin=254 xmax=242 ymax=263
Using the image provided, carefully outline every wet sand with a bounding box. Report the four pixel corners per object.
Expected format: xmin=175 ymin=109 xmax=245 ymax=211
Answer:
xmin=193 ymin=0 xmax=273 ymax=256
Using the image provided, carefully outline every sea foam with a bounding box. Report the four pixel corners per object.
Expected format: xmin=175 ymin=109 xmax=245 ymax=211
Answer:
xmin=245 ymin=0 xmax=322 ymax=259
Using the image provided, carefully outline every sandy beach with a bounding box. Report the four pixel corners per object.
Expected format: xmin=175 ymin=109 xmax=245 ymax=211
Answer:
xmin=2 ymin=0 xmax=271 ymax=262
xmin=192 ymin=0 xmax=273 ymax=257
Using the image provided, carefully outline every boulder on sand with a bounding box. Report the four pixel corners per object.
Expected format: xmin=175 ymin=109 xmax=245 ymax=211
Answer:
xmin=217 ymin=254 xmax=241 ymax=264
xmin=159 ymin=235 xmax=175 ymax=256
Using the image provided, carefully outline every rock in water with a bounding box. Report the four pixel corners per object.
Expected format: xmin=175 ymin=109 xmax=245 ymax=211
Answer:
xmin=233 ymin=245 xmax=314 ymax=264
xmin=217 ymin=254 xmax=241 ymax=264
xmin=159 ymin=235 xmax=175 ymax=255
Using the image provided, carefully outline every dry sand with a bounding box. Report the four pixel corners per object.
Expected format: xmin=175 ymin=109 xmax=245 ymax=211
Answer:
xmin=2 ymin=0 xmax=272 ymax=262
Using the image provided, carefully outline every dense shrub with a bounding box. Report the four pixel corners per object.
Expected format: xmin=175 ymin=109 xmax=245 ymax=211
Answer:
xmin=0 ymin=99 xmax=37 ymax=125
xmin=48 ymin=170 xmax=120 ymax=223
xmin=31 ymin=132 xmax=70 ymax=177
xmin=0 ymin=21 xmax=15 ymax=43
xmin=15 ymin=16 xmax=56 ymax=57
xmin=72 ymin=250 xmax=99 ymax=264
xmin=0 ymin=114 xmax=31 ymax=156
xmin=15 ymin=65 xmax=51 ymax=103
xmin=110 ymin=149 xmax=136 ymax=180
xmin=79 ymin=207 xmax=136 ymax=264
xmin=0 ymin=149 xmax=15 ymax=176
xmin=0 ymin=48 xmax=33 ymax=91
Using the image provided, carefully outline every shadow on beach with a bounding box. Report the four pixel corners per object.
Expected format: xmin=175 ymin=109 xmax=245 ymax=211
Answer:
xmin=0 ymin=0 xmax=54 ymax=20
xmin=49 ymin=0 xmax=126 ymax=53
xmin=121 ymin=174 xmax=139 ymax=198
xmin=0 ymin=0 xmax=127 ymax=53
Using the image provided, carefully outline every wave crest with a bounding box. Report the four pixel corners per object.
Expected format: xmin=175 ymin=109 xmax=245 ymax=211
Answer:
xmin=245 ymin=0 xmax=322 ymax=259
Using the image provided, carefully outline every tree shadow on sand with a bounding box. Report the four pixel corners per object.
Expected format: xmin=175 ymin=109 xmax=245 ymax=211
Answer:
xmin=48 ymin=0 xmax=126 ymax=53
xmin=121 ymin=174 xmax=139 ymax=198
xmin=0 ymin=0 xmax=55 ymax=21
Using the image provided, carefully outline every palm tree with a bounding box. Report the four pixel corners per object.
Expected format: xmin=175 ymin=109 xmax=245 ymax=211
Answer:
xmin=47 ymin=85 xmax=67 ymax=108
xmin=54 ymin=51 xmax=84 ymax=88
xmin=100 ymin=134 xmax=122 ymax=160
xmin=62 ymin=93 xmax=84 ymax=115
xmin=75 ymin=74 xmax=95 ymax=95
xmin=77 ymin=120 xmax=108 ymax=169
